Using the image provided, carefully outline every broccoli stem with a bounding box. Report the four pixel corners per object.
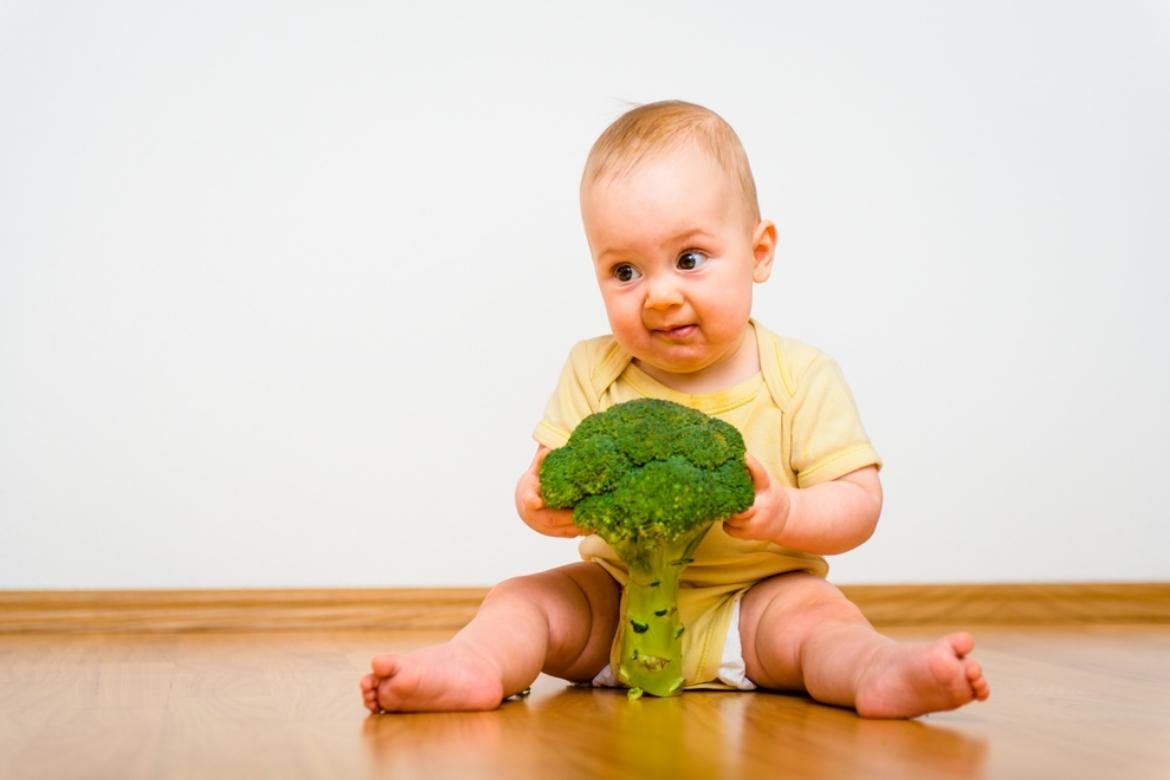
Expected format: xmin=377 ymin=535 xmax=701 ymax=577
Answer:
xmin=612 ymin=522 xmax=712 ymax=697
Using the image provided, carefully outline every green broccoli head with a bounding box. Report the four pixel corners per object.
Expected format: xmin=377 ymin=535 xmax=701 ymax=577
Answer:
xmin=539 ymin=398 xmax=755 ymax=545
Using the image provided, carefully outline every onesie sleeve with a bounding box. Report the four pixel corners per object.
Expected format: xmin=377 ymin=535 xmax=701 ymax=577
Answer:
xmin=533 ymin=340 xmax=605 ymax=449
xmin=787 ymin=352 xmax=881 ymax=488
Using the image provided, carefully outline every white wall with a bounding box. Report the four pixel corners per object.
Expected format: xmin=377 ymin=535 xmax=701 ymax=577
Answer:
xmin=2 ymin=1 xmax=1167 ymax=588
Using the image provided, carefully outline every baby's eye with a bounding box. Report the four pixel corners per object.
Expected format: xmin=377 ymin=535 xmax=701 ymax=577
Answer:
xmin=613 ymin=263 xmax=642 ymax=283
xmin=676 ymin=251 xmax=708 ymax=271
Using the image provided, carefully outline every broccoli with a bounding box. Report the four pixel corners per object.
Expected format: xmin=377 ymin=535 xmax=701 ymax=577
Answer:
xmin=539 ymin=398 xmax=755 ymax=697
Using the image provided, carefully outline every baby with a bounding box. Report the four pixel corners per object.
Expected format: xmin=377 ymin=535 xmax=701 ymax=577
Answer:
xmin=360 ymin=100 xmax=989 ymax=718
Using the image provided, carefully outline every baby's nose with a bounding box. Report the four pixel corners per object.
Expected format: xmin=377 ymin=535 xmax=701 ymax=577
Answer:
xmin=644 ymin=278 xmax=684 ymax=308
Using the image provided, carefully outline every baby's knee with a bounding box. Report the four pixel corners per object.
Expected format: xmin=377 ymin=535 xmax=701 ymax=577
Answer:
xmin=483 ymin=573 xmax=547 ymax=606
xmin=487 ymin=563 xmax=614 ymax=608
xmin=802 ymin=594 xmax=868 ymax=628
xmin=750 ymin=574 xmax=868 ymax=629
xmin=482 ymin=568 xmax=583 ymax=611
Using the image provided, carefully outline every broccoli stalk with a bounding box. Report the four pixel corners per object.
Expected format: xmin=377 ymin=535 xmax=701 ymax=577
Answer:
xmin=609 ymin=527 xmax=707 ymax=696
xmin=539 ymin=398 xmax=754 ymax=698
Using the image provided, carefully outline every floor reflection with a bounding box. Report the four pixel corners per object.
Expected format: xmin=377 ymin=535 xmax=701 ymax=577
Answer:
xmin=361 ymin=679 xmax=989 ymax=779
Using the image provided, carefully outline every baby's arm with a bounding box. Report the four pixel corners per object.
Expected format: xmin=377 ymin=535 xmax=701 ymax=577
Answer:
xmin=514 ymin=446 xmax=583 ymax=538
xmin=723 ymin=457 xmax=882 ymax=554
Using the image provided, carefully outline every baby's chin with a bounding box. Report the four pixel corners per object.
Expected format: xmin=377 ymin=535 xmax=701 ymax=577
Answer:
xmin=630 ymin=351 xmax=720 ymax=380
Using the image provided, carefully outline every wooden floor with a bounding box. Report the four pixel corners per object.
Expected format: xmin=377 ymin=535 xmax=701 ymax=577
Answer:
xmin=1 ymin=625 xmax=1167 ymax=779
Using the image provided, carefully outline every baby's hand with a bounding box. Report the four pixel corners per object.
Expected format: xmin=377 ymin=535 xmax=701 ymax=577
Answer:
xmin=723 ymin=454 xmax=792 ymax=543
xmin=515 ymin=447 xmax=582 ymax=538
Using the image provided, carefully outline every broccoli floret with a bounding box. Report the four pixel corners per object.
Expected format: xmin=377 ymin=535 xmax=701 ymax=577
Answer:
xmin=540 ymin=398 xmax=754 ymax=697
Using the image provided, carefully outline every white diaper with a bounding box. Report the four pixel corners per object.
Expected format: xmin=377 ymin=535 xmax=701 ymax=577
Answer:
xmin=590 ymin=597 xmax=757 ymax=691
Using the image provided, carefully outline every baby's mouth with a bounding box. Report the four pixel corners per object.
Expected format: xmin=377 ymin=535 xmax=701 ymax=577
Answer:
xmin=652 ymin=324 xmax=698 ymax=341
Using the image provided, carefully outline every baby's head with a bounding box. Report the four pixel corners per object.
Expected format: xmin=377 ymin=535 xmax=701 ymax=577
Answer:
xmin=579 ymin=101 xmax=776 ymax=389
xmin=581 ymin=100 xmax=761 ymax=229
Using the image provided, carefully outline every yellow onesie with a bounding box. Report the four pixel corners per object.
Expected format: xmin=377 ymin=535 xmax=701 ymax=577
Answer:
xmin=533 ymin=320 xmax=881 ymax=689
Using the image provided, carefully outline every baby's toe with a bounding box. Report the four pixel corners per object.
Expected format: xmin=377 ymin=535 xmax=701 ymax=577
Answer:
xmin=371 ymin=654 xmax=401 ymax=677
xmin=948 ymin=631 xmax=975 ymax=658
xmin=965 ymin=660 xmax=990 ymax=700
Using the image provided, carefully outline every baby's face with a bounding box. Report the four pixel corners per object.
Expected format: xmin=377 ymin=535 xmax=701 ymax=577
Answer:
xmin=580 ymin=142 xmax=773 ymax=388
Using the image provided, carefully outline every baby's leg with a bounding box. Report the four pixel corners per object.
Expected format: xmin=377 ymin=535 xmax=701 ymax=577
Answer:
xmin=360 ymin=561 xmax=619 ymax=713
xmin=739 ymin=573 xmax=990 ymax=718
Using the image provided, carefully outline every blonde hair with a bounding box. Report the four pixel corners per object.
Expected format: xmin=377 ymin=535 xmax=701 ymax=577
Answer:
xmin=582 ymin=100 xmax=760 ymax=224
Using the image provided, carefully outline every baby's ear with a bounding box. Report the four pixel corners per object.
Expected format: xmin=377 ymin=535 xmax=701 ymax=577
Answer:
xmin=751 ymin=220 xmax=777 ymax=282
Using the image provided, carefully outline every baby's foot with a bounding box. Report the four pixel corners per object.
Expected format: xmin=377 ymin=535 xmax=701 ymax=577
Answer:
xmin=360 ymin=641 xmax=506 ymax=713
xmin=854 ymin=632 xmax=990 ymax=718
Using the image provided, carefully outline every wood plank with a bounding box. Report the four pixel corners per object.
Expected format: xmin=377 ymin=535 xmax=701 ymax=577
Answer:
xmin=0 ymin=588 xmax=485 ymax=633
xmin=1 ymin=582 xmax=1167 ymax=633
xmin=840 ymin=582 xmax=1170 ymax=625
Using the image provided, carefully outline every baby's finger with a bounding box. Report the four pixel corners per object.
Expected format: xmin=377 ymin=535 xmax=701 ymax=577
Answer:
xmin=725 ymin=506 xmax=755 ymax=527
xmin=722 ymin=519 xmax=752 ymax=540
xmin=744 ymin=454 xmax=771 ymax=491
xmin=532 ymin=446 xmax=552 ymax=469
xmin=545 ymin=522 xmax=581 ymax=538
xmin=540 ymin=506 xmax=578 ymax=526
xmin=517 ymin=486 xmax=543 ymax=513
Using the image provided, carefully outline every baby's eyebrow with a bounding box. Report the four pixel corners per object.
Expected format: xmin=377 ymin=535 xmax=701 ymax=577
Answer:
xmin=667 ymin=228 xmax=713 ymax=246
xmin=597 ymin=229 xmax=714 ymax=262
